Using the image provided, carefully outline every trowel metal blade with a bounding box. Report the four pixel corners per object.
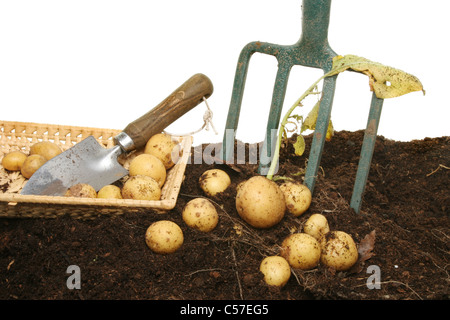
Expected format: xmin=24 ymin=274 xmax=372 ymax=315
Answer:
xmin=21 ymin=136 xmax=128 ymax=196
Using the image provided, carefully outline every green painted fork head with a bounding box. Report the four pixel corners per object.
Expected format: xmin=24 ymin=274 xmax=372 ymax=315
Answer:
xmin=220 ymin=0 xmax=337 ymax=171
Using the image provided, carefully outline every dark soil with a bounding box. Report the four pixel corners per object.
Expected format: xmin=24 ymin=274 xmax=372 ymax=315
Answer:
xmin=0 ymin=130 xmax=448 ymax=301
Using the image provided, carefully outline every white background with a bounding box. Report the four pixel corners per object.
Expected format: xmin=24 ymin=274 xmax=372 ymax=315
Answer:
xmin=1 ymin=0 xmax=448 ymax=146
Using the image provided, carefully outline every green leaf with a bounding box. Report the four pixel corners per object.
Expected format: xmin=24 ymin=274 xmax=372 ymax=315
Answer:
xmin=301 ymin=100 xmax=334 ymax=140
xmin=301 ymin=100 xmax=321 ymax=132
xmin=293 ymin=134 xmax=306 ymax=156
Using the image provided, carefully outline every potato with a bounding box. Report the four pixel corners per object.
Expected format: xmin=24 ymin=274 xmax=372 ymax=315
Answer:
xmin=145 ymin=220 xmax=184 ymax=254
xmin=182 ymin=198 xmax=219 ymax=232
xmin=65 ymin=183 xmax=97 ymax=198
xmin=121 ymin=175 xmax=161 ymax=201
xmin=97 ymin=185 xmax=123 ymax=199
xmin=320 ymin=231 xmax=359 ymax=271
xmin=280 ymin=233 xmax=321 ymax=270
xmin=29 ymin=141 xmax=62 ymax=161
xmin=20 ymin=154 xmax=47 ymax=179
xmin=144 ymin=133 xmax=180 ymax=170
xmin=303 ymin=213 xmax=330 ymax=240
xmin=199 ymin=169 xmax=231 ymax=197
xmin=128 ymin=154 xmax=166 ymax=188
xmin=235 ymin=175 xmax=285 ymax=229
xmin=279 ymin=182 xmax=312 ymax=216
xmin=259 ymin=256 xmax=291 ymax=288
xmin=2 ymin=150 xmax=28 ymax=171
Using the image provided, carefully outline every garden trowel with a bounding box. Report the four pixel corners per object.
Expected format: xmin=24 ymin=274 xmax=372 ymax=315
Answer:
xmin=21 ymin=73 xmax=213 ymax=196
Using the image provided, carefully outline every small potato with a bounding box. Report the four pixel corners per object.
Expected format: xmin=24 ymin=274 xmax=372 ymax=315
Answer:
xmin=29 ymin=141 xmax=62 ymax=161
xmin=259 ymin=256 xmax=291 ymax=287
xmin=303 ymin=213 xmax=330 ymax=240
xmin=122 ymin=175 xmax=161 ymax=201
xmin=128 ymin=154 xmax=166 ymax=188
xmin=145 ymin=220 xmax=184 ymax=254
xmin=280 ymin=233 xmax=321 ymax=270
xmin=144 ymin=133 xmax=180 ymax=170
xmin=65 ymin=183 xmax=97 ymax=198
xmin=279 ymin=182 xmax=312 ymax=216
xmin=20 ymin=154 xmax=47 ymax=179
xmin=235 ymin=176 xmax=285 ymax=229
xmin=320 ymin=231 xmax=358 ymax=271
xmin=199 ymin=169 xmax=231 ymax=197
xmin=97 ymin=185 xmax=123 ymax=199
xmin=2 ymin=150 xmax=28 ymax=171
xmin=182 ymin=198 xmax=219 ymax=232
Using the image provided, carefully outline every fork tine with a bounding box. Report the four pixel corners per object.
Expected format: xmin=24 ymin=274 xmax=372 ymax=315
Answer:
xmin=350 ymin=93 xmax=384 ymax=212
xmin=304 ymin=75 xmax=338 ymax=192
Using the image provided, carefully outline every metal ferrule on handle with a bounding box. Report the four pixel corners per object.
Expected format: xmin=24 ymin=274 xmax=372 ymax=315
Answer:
xmin=114 ymin=132 xmax=136 ymax=152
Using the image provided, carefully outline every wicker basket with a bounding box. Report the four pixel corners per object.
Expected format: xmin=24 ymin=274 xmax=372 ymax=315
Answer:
xmin=0 ymin=120 xmax=192 ymax=219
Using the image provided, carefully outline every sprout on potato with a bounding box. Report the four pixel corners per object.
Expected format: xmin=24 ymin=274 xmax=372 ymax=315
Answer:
xmin=29 ymin=141 xmax=62 ymax=161
xmin=145 ymin=220 xmax=184 ymax=254
xmin=280 ymin=233 xmax=321 ymax=270
xmin=199 ymin=169 xmax=231 ymax=197
xmin=144 ymin=133 xmax=180 ymax=170
xmin=122 ymin=175 xmax=161 ymax=201
xmin=128 ymin=153 xmax=166 ymax=188
xmin=259 ymin=255 xmax=291 ymax=288
xmin=20 ymin=154 xmax=47 ymax=179
xmin=279 ymin=182 xmax=312 ymax=217
xmin=235 ymin=175 xmax=285 ymax=229
xmin=320 ymin=231 xmax=359 ymax=271
xmin=2 ymin=150 xmax=28 ymax=171
xmin=182 ymin=198 xmax=219 ymax=232
xmin=303 ymin=213 xmax=330 ymax=240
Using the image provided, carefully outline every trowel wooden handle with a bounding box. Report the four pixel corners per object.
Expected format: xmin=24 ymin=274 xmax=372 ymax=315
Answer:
xmin=123 ymin=73 xmax=213 ymax=149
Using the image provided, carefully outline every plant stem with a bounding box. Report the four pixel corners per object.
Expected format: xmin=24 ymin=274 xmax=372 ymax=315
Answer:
xmin=266 ymin=67 xmax=345 ymax=180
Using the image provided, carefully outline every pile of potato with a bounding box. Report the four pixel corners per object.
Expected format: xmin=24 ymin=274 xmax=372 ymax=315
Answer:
xmin=97 ymin=132 xmax=181 ymax=201
xmin=1 ymin=133 xmax=181 ymax=201
xmin=261 ymin=213 xmax=359 ymax=287
xmin=2 ymin=141 xmax=63 ymax=179
xmin=230 ymin=174 xmax=358 ymax=287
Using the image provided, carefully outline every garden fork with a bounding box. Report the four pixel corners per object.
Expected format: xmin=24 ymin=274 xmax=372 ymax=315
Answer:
xmin=220 ymin=0 xmax=384 ymax=213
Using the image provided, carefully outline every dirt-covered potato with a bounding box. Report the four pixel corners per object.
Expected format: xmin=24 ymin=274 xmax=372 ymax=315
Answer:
xmin=320 ymin=231 xmax=359 ymax=271
xmin=235 ymin=175 xmax=285 ymax=229
xmin=259 ymin=256 xmax=291 ymax=287
xmin=128 ymin=153 xmax=166 ymax=188
xmin=280 ymin=233 xmax=321 ymax=270
xmin=144 ymin=133 xmax=180 ymax=170
xmin=20 ymin=154 xmax=47 ymax=179
xmin=199 ymin=169 xmax=231 ymax=197
xmin=303 ymin=213 xmax=330 ymax=240
xmin=145 ymin=220 xmax=184 ymax=254
xmin=64 ymin=183 xmax=97 ymax=198
xmin=279 ymin=182 xmax=312 ymax=216
xmin=97 ymin=185 xmax=123 ymax=199
xmin=182 ymin=198 xmax=219 ymax=232
xmin=1 ymin=150 xmax=28 ymax=171
xmin=121 ymin=175 xmax=161 ymax=201
xmin=29 ymin=141 xmax=62 ymax=161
